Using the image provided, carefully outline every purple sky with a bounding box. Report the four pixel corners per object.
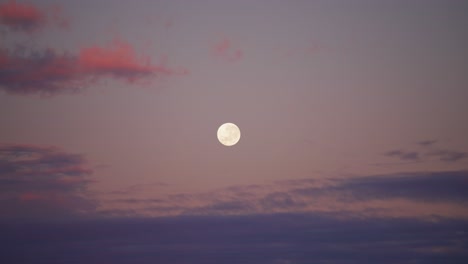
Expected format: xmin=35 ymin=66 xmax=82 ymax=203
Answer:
xmin=1 ymin=0 xmax=468 ymax=263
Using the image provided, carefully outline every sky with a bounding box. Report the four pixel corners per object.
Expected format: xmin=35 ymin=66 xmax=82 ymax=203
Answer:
xmin=1 ymin=0 xmax=468 ymax=263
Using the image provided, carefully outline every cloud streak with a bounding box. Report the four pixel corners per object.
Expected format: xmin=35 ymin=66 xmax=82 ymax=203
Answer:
xmin=383 ymin=141 xmax=467 ymax=163
xmin=384 ymin=150 xmax=420 ymax=161
xmin=100 ymin=170 xmax=468 ymax=219
xmin=296 ymin=170 xmax=468 ymax=203
xmin=418 ymin=139 xmax=438 ymax=147
xmin=0 ymin=143 xmax=96 ymax=218
xmin=0 ymin=41 xmax=188 ymax=96
xmin=428 ymin=150 xmax=468 ymax=162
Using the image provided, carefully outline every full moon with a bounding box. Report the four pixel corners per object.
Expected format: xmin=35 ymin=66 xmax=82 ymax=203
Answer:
xmin=217 ymin=123 xmax=241 ymax=146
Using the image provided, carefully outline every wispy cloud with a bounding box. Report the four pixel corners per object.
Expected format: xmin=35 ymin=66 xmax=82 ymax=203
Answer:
xmin=259 ymin=192 xmax=307 ymax=211
xmin=0 ymin=143 xmax=96 ymax=218
xmin=428 ymin=150 xmax=468 ymax=162
xmin=0 ymin=0 xmax=68 ymax=33
xmin=383 ymin=141 xmax=467 ymax=163
xmin=0 ymin=40 xmax=188 ymax=96
xmin=101 ymin=170 xmax=468 ymax=219
xmin=418 ymin=139 xmax=438 ymax=147
xmin=307 ymin=171 xmax=468 ymax=203
xmin=384 ymin=150 xmax=420 ymax=161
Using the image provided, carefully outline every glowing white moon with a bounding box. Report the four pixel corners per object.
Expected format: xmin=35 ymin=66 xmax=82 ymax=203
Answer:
xmin=217 ymin=123 xmax=241 ymax=146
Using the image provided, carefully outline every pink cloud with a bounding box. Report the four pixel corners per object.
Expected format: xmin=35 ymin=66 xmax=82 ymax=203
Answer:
xmin=0 ymin=0 xmax=45 ymax=32
xmin=0 ymin=40 xmax=188 ymax=96
xmin=79 ymin=41 xmax=157 ymax=81
xmin=212 ymin=37 xmax=243 ymax=62
xmin=0 ymin=0 xmax=68 ymax=32
xmin=79 ymin=40 xmax=187 ymax=81
xmin=213 ymin=38 xmax=230 ymax=55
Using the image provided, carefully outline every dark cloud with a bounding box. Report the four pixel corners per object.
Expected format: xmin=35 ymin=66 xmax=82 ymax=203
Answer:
xmin=186 ymin=200 xmax=256 ymax=215
xmin=0 ymin=41 xmax=188 ymax=96
xmin=428 ymin=150 xmax=468 ymax=162
xmin=260 ymin=192 xmax=306 ymax=210
xmin=384 ymin=143 xmax=467 ymax=163
xmin=384 ymin=150 xmax=420 ymax=161
xmin=0 ymin=0 xmax=68 ymax=33
xmin=294 ymin=170 xmax=468 ymax=203
xmin=203 ymin=200 xmax=253 ymax=212
xmin=0 ymin=143 xmax=96 ymax=219
xmin=0 ymin=214 xmax=467 ymax=264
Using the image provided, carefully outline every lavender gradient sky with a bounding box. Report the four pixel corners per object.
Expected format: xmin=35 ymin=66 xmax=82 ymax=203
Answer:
xmin=2 ymin=1 xmax=468 ymax=262
xmin=0 ymin=0 xmax=468 ymax=223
